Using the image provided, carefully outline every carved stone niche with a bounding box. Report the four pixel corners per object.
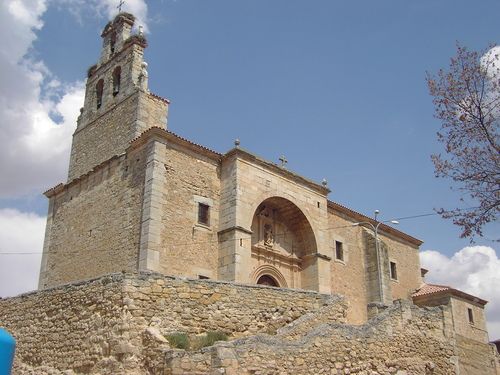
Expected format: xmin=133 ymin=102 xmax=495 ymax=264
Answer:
xmin=249 ymin=198 xmax=318 ymax=289
xmin=251 ymin=203 xmax=302 ymax=264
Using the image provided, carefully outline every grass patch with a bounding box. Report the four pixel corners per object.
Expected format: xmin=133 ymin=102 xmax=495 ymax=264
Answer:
xmin=166 ymin=331 xmax=228 ymax=350
xmin=197 ymin=331 xmax=228 ymax=349
xmin=165 ymin=333 xmax=189 ymax=350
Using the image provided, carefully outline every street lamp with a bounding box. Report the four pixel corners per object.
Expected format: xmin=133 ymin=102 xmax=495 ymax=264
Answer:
xmin=352 ymin=211 xmax=399 ymax=304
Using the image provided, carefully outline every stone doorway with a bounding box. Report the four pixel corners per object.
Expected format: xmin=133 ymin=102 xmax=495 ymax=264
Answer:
xmin=256 ymin=274 xmax=279 ymax=287
xmin=250 ymin=197 xmax=318 ymax=290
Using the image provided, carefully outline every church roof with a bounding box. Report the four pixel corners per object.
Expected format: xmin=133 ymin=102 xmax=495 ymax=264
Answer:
xmin=327 ymin=200 xmax=423 ymax=246
xmin=412 ymin=283 xmax=487 ymax=306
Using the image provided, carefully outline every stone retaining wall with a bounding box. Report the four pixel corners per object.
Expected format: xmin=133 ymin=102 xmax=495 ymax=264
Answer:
xmin=0 ymin=272 xmax=345 ymax=374
xmin=1 ymin=273 xmax=498 ymax=375
xmin=165 ymin=301 xmax=497 ymax=375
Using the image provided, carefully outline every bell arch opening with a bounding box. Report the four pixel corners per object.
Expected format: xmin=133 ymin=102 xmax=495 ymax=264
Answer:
xmin=249 ymin=197 xmax=318 ymax=290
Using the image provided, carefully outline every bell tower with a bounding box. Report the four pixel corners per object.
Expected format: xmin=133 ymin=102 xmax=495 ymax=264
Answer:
xmin=67 ymin=12 xmax=168 ymax=181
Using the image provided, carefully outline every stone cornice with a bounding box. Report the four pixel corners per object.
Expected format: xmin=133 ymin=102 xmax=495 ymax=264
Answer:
xmin=327 ymin=200 xmax=423 ymax=247
xmin=217 ymin=226 xmax=253 ymax=236
xmin=223 ymin=147 xmax=330 ymax=196
xmin=148 ymin=92 xmax=170 ymax=104
xmin=129 ymin=127 xmax=222 ymax=161
xmin=44 ymin=154 xmax=125 ymax=199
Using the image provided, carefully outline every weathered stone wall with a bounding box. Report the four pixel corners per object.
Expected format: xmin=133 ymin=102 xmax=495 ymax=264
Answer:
xmin=413 ymin=293 xmax=489 ymax=344
xmin=327 ymin=205 xmax=422 ymax=324
xmin=451 ymin=296 xmax=489 ymax=343
xmin=40 ymin=147 xmax=147 ymax=288
xmin=455 ymin=334 xmax=500 ymax=375
xmin=159 ymin=142 xmax=221 ymax=279
xmin=327 ymin=207 xmax=369 ymax=323
xmin=0 ymin=272 xmax=342 ymax=374
xmin=165 ymin=301 xmax=499 ymax=375
xmin=121 ymin=273 xmax=344 ymax=337
xmin=382 ymin=230 xmax=422 ymax=301
xmin=2 ymin=273 xmax=498 ymax=375
xmin=0 ymin=275 xmax=125 ymax=374
xmin=68 ymin=90 xmax=167 ymax=181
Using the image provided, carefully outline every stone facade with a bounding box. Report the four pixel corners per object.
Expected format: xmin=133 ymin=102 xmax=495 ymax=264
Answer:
xmin=38 ymin=13 xmax=429 ymax=320
xmin=413 ymin=284 xmax=489 ymax=344
xmin=40 ymin=147 xmax=147 ymax=288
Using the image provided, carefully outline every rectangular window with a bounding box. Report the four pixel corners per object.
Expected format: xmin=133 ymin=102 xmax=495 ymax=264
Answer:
xmin=198 ymin=203 xmax=210 ymax=226
xmin=335 ymin=241 xmax=344 ymax=261
xmin=390 ymin=261 xmax=398 ymax=280
xmin=468 ymin=308 xmax=474 ymax=324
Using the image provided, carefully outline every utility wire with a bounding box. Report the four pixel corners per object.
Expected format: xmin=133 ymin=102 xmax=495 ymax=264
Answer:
xmin=0 ymin=207 xmax=485 ymax=255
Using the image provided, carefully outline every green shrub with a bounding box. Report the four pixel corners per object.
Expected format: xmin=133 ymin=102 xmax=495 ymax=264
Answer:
xmin=166 ymin=333 xmax=189 ymax=350
xmin=195 ymin=331 xmax=228 ymax=350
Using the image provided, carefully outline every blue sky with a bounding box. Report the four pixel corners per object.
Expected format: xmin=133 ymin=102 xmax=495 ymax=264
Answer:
xmin=0 ymin=0 xmax=498 ymax=337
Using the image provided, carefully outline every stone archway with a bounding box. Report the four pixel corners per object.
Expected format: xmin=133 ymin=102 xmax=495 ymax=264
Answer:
xmin=251 ymin=264 xmax=288 ymax=288
xmin=249 ymin=197 xmax=317 ymax=289
xmin=257 ymin=275 xmax=279 ymax=287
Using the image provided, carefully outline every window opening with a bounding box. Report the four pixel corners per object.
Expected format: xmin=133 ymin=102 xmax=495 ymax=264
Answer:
xmin=468 ymin=308 xmax=474 ymax=324
xmin=198 ymin=203 xmax=210 ymax=226
xmin=335 ymin=241 xmax=344 ymax=261
xmin=96 ymin=79 xmax=104 ymax=109
xmin=112 ymin=66 xmax=121 ymax=96
xmin=390 ymin=261 xmax=398 ymax=280
xmin=110 ymin=32 xmax=116 ymax=54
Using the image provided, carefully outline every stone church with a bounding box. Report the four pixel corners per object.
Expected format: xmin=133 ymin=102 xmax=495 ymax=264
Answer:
xmin=1 ymin=13 xmax=498 ymax=374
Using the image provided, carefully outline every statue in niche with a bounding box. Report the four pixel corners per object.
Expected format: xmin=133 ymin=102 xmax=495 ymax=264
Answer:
xmin=264 ymin=224 xmax=274 ymax=247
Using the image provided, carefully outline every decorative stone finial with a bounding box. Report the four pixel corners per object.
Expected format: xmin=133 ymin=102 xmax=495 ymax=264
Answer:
xmin=234 ymin=138 xmax=240 ymax=148
xmin=138 ymin=25 xmax=144 ymax=37
xmin=322 ymin=178 xmax=328 ymax=187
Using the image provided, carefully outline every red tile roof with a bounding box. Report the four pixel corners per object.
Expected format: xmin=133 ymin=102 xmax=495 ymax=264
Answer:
xmin=412 ymin=283 xmax=451 ymax=297
xmin=412 ymin=283 xmax=487 ymax=306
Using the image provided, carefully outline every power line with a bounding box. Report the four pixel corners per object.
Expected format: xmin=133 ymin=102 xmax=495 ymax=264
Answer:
xmin=0 ymin=207 xmax=485 ymax=255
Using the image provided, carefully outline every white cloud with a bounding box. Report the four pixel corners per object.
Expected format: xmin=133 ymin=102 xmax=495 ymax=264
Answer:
xmin=99 ymin=0 xmax=149 ymax=32
xmin=0 ymin=0 xmax=148 ymax=198
xmin=0 ymin=209 xmax=45 ymax=297
xmin=55 ymin=0 xmax=149 ymax=31
xmin=420 ymin=246 xmax=500 ymax=341
xmin=0 ymin=1 xmax=85 ymax=197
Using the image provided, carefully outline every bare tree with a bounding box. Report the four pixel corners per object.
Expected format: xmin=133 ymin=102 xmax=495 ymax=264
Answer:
xmin=427 ymin=43 xmax=500 ymax=239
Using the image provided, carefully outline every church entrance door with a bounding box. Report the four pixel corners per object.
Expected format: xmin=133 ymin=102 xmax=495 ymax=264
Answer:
xmin=256 ymin=275 xmax=279 ymax=287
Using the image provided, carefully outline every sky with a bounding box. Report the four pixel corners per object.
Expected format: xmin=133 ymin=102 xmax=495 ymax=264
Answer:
xmin=0 ymin=0 xmax=498 ymax=338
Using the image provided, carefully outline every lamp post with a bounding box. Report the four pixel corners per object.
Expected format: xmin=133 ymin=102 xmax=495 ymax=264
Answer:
xmin=352 ymin=211 xmax=399 ymax=304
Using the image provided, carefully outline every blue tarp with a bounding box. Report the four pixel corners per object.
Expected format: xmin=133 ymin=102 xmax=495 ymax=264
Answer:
xmin=0 ymin=328 xmax=15 ymax=375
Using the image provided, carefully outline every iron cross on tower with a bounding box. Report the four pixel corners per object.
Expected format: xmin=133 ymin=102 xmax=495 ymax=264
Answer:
xmin=117 ymin=0 xmax=125 ymax=12
xmin=279 ymin=155 xmax=288 ymax=168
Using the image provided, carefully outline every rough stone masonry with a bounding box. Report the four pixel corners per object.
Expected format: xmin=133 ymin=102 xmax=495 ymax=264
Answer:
xmin=1 ymin=272 xmax=499 ymax=374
